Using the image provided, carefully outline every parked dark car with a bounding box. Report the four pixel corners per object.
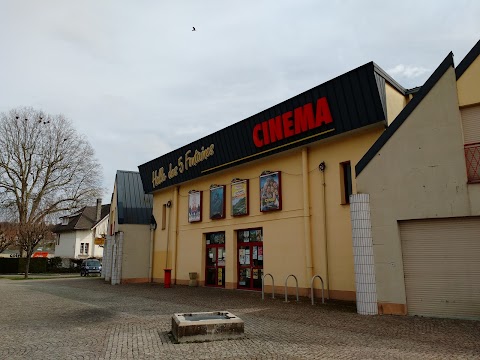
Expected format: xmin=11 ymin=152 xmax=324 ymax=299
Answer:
xmin=80 ymin=259 xmax=102 ymax=276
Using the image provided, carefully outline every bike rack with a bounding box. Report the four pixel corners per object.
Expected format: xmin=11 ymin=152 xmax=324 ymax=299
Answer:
xmin=310 ymin=275 xmax=325 ymax=305
xmin=284 ymin=274 xmax=299 ymax=302
xmin=262 ymin=273 xmax=275 ymax=300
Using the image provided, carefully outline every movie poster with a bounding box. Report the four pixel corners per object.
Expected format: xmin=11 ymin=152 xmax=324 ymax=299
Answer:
xmin=188 ymin=191 xmax=202 ymax=223
xmin=210 ymin=185 xmax=226 ymax=219
xmin=231 ymin=179 xmax=248 ymax=216
xmin=260 ymin=172 xmax=282 ymax=212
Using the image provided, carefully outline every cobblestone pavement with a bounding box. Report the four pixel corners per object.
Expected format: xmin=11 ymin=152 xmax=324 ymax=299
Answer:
xmin=0 ymin=278 xmax=479 ymax=359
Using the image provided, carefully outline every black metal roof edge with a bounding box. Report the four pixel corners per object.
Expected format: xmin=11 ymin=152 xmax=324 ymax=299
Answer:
xmin=355 ymin=52 xmax=454 ymax=177
xmin=405 ymin=86 xmax=421 ymax=95
xmin=373 ymin=63 xmax=406 ymax=95
xmin=456 ymin=39 xmax=480 ymax=80
xmin=138 ymin=61 xmax=377 ymax=170
xmin=116 ymin=169 xmax=139 ymax=174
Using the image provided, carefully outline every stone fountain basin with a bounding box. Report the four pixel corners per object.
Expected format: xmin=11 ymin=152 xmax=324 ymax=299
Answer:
xmin=171 ymin=311 xmax=244 ymax=343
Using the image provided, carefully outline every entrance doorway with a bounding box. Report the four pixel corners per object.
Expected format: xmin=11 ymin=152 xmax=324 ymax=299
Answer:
xmin=205 ymin=232 xmax=225 ymax=287
xmin=237 ymin=228 xmax=263 ymax=290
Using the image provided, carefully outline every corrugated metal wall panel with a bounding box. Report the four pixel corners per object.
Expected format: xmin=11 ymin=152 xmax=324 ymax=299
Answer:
xmin=400 ymin=218 xmax=480 ymax=320
xmin=116 ymin=171 xmax=153 ymax=225
xmin=461 ymin=106 xmax=480 ymax=144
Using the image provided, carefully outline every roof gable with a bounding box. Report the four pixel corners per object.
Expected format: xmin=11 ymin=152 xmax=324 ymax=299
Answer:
xmin=53 ymin=204 xmax=111 ymax=233
xmin=356 ymin=52 xmax=454 ymax=177
xmin=456 ymin=39 xmax=480 ymax=80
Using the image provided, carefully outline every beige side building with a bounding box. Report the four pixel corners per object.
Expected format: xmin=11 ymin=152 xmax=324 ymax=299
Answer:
xmin=354 ymin=39 xmax=480 ymax=319
xmin=103 ymin=170 xmax=154 ymax=284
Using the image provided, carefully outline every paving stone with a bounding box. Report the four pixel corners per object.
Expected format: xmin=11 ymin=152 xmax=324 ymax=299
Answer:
xmin=0 ymin=278 xmax=479 ymax=359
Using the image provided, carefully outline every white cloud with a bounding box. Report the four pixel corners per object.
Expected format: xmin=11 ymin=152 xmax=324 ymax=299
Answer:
xmin=387 ymin=64 xmax=430 ymax=79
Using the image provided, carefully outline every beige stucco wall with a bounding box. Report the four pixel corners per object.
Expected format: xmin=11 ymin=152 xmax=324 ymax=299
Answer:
xmin=92 ymin=217 xmax=108 ymax=258
xmin=356 ymin=66 xmax=480 ymax=306
xmin=119 ymin=224 xmax=151 ymax=280
xmin=108 ymin=182 xmax=118 ymax=236
xmin=385 ymin=83 xmax=408 ymax=126
xmin=457 ymin=55 xmax=480 ymax=107
xmin=151 ymin=124 xmax=384 ymax=299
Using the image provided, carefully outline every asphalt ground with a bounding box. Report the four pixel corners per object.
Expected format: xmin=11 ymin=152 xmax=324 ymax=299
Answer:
xmin=0 ymin=277 xmax=478 ymax=359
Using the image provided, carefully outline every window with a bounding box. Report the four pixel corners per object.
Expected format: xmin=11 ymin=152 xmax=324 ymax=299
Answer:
xmin=55 ymin=235 xmax=60 ymax=246
xmin=80 ymin=243 xmax=84 ymax=254
xmin=62 ymin=217 xmax=68 ymax=225
xmin=340 ymin=161 xmax=352 ymax=204
xmin=84 ymin=243 xmax=89 ymax=255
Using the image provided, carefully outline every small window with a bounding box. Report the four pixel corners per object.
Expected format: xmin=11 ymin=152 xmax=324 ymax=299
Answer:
xmin=80 ymin=243 xmax=84 ymax=254
xmin=62 ymin=217 xmax=68 ymax=225
xmin=84 ymin=243 xmax=89 ymax=255
xmin=340 ymin=161 xmax=352 ymax=204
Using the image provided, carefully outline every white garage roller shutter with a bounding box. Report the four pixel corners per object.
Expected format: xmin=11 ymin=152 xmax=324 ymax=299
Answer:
xmin=400 ymin=217 xmax=480 ymax=320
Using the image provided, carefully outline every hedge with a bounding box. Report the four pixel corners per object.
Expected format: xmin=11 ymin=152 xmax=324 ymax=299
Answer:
xmin=0 ymin=258 xmax=47 ymax=274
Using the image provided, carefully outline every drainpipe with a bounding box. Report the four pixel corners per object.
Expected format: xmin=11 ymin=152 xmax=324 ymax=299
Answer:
xmin=171 ymin=186 xmax=179 ymax=284
xmin=165 ymin=202 xmax=171 ymax=269
xmin=319 ymin=162 xmax=330 ymax=299
xmin=302 ymin=148 xmax=314 ymax=285
xmin=148 ymin=226 xmax=154 ymax=283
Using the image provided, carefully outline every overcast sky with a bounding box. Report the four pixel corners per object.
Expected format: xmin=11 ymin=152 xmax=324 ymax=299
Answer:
xmin=1 ymin=1 xmax=479 ymax=200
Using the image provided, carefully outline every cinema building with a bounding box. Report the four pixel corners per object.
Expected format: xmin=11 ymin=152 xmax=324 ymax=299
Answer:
xmin=138 ymin=60 xmax=410 ymax=302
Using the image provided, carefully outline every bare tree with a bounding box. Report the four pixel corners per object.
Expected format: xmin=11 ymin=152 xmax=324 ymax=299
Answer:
xmin=0 ymin=222 xmax=17 ymax=254
xmin=0 ymin=107 xmax=102 ymax=278
xmin=17 ymin=222 xmax=51 ymax=274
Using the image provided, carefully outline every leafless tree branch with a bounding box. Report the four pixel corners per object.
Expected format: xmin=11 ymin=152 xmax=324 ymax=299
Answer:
xmin=0 ymin=107 xmax=103 ymax=277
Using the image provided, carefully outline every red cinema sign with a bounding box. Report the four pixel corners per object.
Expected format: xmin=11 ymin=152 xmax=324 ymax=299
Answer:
xmin=252 ymin=97 xmax=333 ymax=148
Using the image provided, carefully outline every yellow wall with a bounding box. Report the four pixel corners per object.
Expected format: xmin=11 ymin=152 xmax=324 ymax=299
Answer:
xmin=457 ymin=55 xmax=480 ymax=107
xmin=356 ymin=66 xmax=480 ymax=308
xmin=107 ymin=177 xmax=152 ymax=283
xmin=385 ymin=83 xmax=408 ymax=125
xmin=152 ymin=124 xmax=384 ymax=300
xmin=108 ymin=182 xmax=118 ymax=235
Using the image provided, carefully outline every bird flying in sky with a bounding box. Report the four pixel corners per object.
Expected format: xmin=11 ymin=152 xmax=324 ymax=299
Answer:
xmin=192 ymin=27 xmax=196 ymax=31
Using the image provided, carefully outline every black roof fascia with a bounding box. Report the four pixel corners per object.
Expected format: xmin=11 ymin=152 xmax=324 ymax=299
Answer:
xmin=139 ymin=61 xmax=389 ymax=193
xmin=373 ymin=63 xmax=406 ymax=95
xmin=356 ymin=52 xmax=454 ymax=177
xmin=456 ymin=39 xmax=480 ymax=80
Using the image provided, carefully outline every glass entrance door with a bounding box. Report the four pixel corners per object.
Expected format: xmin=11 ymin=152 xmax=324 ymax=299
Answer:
xmin=205 ymin=232 xmax=225 ymax=287
xmin=237 ymin=228 xmax=263 ymax=290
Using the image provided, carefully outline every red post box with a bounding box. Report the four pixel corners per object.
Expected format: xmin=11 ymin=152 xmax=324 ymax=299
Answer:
xmin=164 ymin=268 xmax=172 ymax=288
